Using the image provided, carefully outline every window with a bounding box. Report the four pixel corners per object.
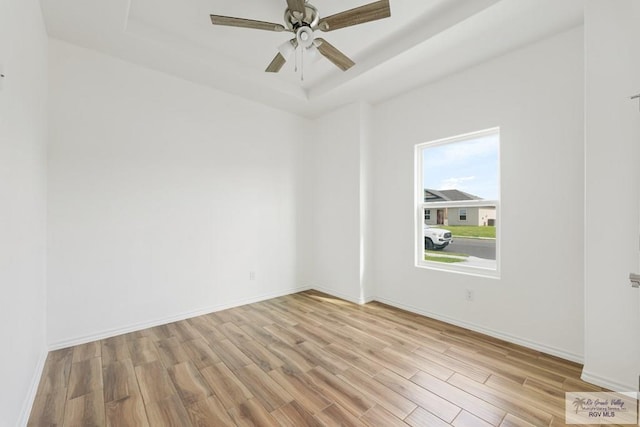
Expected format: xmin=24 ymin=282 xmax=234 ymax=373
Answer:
xmin=415 ymin=128 xmax=500 ymax=276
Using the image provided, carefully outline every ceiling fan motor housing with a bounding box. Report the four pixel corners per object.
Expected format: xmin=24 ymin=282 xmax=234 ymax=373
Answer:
xmin=284 ymin=3 xmax=319 ymax=30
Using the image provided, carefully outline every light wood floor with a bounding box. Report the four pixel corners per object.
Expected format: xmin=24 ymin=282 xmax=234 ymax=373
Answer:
xmin=28 ymin=290 xmax=616 ymax=426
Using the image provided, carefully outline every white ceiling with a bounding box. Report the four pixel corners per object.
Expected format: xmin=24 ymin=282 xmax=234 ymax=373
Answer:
xmin=39 ymin=0 xmax=584 ymax=117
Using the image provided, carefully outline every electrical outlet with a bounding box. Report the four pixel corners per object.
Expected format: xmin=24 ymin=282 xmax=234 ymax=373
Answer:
xmin=465 ymin=289 xmax=474 ymax=302
xmin=249 ymin=271 xmax=256 ymax=281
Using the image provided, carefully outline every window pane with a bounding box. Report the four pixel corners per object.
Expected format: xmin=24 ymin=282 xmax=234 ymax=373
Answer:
xmin=417 ymin=129 xmax=499 ymax=273
xmin=422 ymin=132 xmax=499 ymax=202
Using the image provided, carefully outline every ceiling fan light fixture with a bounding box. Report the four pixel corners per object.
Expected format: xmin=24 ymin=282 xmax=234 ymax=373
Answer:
xmin=277 ymin=39 xmax=296 ymax=60
xmin=305 ymin=44 xmax=322 ymax=64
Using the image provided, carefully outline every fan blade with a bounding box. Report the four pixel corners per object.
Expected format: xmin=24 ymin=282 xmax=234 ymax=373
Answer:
xmin=265 ymin=53 xmax=287 ymax=73
xmin=315 ymin=38 xmax=355 ymax=71
xmin=318 ymin=0 xmax=390 ymax=32
xmin=210 ymin=15 xmax=286 ymax=32
xmin=286 ymin=0 xmax=306 ymax=15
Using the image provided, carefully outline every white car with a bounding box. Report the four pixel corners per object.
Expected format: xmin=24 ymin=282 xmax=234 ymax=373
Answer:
xmin=424 ymin=225 xmax=453 ymax=250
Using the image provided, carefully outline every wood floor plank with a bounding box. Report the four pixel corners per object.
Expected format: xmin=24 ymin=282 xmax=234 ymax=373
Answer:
xmin=452 ymin=410 xmax=494 ymax=427
xmin=484 ymin=374 xmax=566 ymax=421
xmin=292 ymin=323 xmax=333 ymax=347
xmin=155 ymin=336 xmax=192 ymax=367
xmin=413 ymin=345 xmax=491 ymax=383
xmin=220 ymin=321 xmax=254 ymax=346
xmin=28 ymin=389 xmax=67 ymax=426
xmin=102 ymin=335 xmax=131 ymax=365
xmin=324 ymin=343 xmax=384 ymax=377
xmin=128 ymin=336 xmax=160 ymax=366
xmin=200 ymin=361 xmax=254 ymax=410
xmin=36 ymin=349 xmax=73 ymax=396
xmin=237 ymin=339 xmax=285 ymax=372
xmin=314 ymin=403 xmax=368 ymax=427
xmin=145 ymin=394 xmax=192 ymax=426
xmin=72 ymin=341 xmax=101 ymax=363
xmin=239 ymin=322 xmax=282 ymax=347
xmin=271 ymin=400 xmax=325 ymax=427
xmin=356 ymin=346 xmax=420 ymax=379
xmin=210 ymin=338 xmax=253 ymax=371
xmin=410 ymin=370 xmax=505 ymax=425
xmin=267 ymin=340 xmax=316 ymax=371
xmin=499 ymin=413 xmax=538 ymax=427
xmin=105 ymin=395 xmax=149 ymax=427
xmin=181 ymin=337 xmax=221 ymax=370
xmin=404 ymin=407 xmax=451 ymax=427
xmin=338 ymin=367 xmax=417 ymax=420
xmin=186 ymin=395 xmax=236 ymax=427
xmin=234 ymin=363 xmax=293 ymax=412
xmin=103 ymin=359 xmax=138 ymax=403
xmin=168 ymin=361 xmax=213 ymax=406
xmin=447 ymin=373 xmax=553 ymax=426
xmin=374 ymin=368 xmax=461 ymax=423
xmin=296 ymin=341 xmax=351 ymax=374
xmin=28 ymin=290 xmax=613 ymax=427
xmin=307 ymin=366 xmax=374 ymax=418
xmin=227 ymin=398 xmax=280 ymax=427
xmin=360 ymin=404 xmax=408 ymax=427
xmin=147 ymin=324 xmax=174 ymax=341
xmin=263 ymin=323 xmax=307 ymax=346
xmin=268 ymin=365 xmax=332 ymax=414
xmin=167 ymin=320 xmax=201 ymax=342
xmin=135 ymin=360 xmax=176 ymax=404
xmin=67 ymin=357 xmax=103 ymax=400
xmin=385 ymin=345 xmax=454 ymax=381
xmin=63 ymin=389 xmax=105 ymax=426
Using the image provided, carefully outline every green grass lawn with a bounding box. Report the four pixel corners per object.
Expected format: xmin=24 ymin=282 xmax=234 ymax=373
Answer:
xmin=433 ymin=225 xmax=495 ymax=239
xmin=425 ymin=251 xmax=468 ymax=264
xmin=424 ymin=254 xmax=466 ymax=263
xmin=425 ymin=250 xmax=469 ymax=257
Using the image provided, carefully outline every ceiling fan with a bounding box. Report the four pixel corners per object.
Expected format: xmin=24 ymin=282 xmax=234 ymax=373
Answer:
xmin=210 ymin=0 xmax=391 ymax=73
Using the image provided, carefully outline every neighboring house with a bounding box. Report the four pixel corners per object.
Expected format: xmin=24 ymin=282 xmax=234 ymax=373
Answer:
xmin=424 ymin=189 xmax=496 ymax=226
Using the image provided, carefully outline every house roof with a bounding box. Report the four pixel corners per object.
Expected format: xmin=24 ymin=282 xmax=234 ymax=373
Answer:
xmin=424 ymin=189 xmax=482 ymax=202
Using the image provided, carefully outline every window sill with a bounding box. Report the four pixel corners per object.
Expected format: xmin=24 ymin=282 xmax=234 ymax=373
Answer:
xmin=415 ymin=261 xmax=501 ymax=279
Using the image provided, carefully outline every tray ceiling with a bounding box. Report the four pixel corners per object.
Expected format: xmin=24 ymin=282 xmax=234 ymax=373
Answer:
xmin=40 ymin=0 xmax=584 ymax=117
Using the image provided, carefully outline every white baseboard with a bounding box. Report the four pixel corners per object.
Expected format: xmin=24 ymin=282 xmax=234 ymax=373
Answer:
xmin=310 ymin=285 xmax=371 ymax=305
xmin=48 ymin=286 xmax=311 ymax=350
xmin=581 ymin=370 xmax=638 ymax=392
xmin=18 ymin=349 xmax=48 ymax=427
xmin=374 ymin=296 xmax=584 ymax=364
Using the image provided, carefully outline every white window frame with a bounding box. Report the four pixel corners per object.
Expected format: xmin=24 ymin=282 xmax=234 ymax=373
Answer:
xmin=415 ymin=128 xmax=500 ymax=278
xmin=458 ymin=208 xmax=467 ymax=222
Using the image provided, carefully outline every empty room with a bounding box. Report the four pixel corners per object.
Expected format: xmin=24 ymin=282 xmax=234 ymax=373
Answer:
xmin=2 ymin=0 xmax=639 ymax=425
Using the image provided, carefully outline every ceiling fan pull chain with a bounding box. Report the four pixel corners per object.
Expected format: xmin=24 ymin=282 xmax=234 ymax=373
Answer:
xmin=301 ymin=48 xmax=305 ymax=81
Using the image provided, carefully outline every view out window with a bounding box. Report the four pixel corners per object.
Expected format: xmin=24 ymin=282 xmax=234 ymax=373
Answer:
xmin=416 ymin=128 xmax=500 ymax=275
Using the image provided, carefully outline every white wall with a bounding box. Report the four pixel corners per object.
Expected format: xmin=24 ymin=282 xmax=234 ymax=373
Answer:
xmin=47 ymin=40 xmax=310 ymax=347
xmin=308 ymin=103 xmax=374 ymax=303
xmin=371 ymin=28 xmax=585 ymax=361
xmin=583 ymin=0 xmax=640 ymax=391
xmin=0 ymin=0 xmax=48 ymax=425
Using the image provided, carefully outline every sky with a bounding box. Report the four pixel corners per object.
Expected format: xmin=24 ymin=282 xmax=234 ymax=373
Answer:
xmin=422 ymin=132 xmax=499 ymax=200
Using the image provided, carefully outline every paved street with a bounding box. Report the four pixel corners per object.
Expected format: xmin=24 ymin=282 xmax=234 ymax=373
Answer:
xmin=443 ymin=237 xmax=496 ymax=260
